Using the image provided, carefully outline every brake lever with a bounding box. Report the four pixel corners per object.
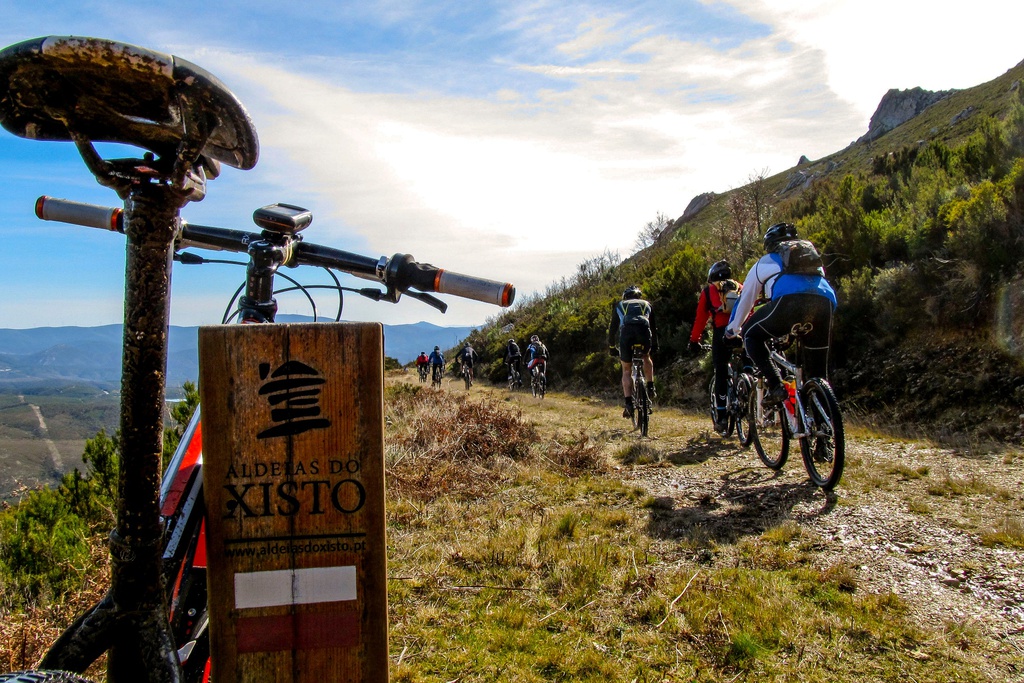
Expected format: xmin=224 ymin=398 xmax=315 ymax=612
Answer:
xmin=356 ymin=285 xmax=446 ymax=313
xmin=403 ymin=290 xmax=448 ymax=314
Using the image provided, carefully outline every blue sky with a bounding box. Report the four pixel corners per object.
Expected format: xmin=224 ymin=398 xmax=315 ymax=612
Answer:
xmin=0 ymin=0 xmax=1021 ymax=329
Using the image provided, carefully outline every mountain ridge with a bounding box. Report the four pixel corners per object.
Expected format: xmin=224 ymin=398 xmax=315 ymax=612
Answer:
xmin=0 ymin=320 xmax=476 ymax=391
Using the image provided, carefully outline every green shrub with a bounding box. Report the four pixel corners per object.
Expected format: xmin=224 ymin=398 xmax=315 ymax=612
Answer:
xmin=0 ymin=428 xmax=121 ymax=605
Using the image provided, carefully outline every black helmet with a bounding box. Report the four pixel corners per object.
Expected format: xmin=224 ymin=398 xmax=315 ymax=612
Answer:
xmin=707 ymin=260 xmax=731 ymax=282
xmin=622 ymin=285 xmax=642 ymax=300
xmin=763 ymin=222 xmax=798 ymax=252
xmin=434 ymin=346 xmax=440 ymax=351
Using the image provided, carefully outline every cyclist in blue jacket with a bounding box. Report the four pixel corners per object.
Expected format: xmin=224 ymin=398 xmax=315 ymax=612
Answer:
xmin=427 ymin=346 xmax=445 ymax=382
xmin=726 ymin=222 xmax=837 ymax=406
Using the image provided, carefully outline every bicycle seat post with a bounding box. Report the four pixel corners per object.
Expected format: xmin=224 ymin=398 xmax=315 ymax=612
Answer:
xmin=0 ymin=36 xmax=258 ymax=682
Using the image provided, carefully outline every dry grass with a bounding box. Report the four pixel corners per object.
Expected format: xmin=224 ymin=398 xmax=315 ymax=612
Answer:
xmin=0 ymin=538 xmax=108 ymax=677
xmin=384 ymin=384 xmax=538 ymax=501
xmin=2 ymin=376 xmax=1019 ymax=681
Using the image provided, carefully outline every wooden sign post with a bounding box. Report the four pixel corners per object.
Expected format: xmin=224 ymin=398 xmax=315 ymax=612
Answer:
xmin=199 ymin=323 xmax=388 ymax=683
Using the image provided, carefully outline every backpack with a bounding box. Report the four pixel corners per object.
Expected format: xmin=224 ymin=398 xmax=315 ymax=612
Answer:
xmin=705 ymin=281 xmax=739 ymax=316
xmin=773 ymin=239 xmax=824 ymax=275
xmin=534 ymin=343 xmax=548 ymax=359
xmin=507 ymin=341 xmax=520 ymax=356
xmin=462 ymin=347 xmax=474 ymax=361
xmin=620 ymin=299 xmax=651 ymax=327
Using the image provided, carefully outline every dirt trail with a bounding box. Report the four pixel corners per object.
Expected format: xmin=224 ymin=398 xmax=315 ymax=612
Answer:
xmin=18 ymin=394 xmax=64 ymax=473
xmin=457 ymin=378 xmax=1024 ymax=671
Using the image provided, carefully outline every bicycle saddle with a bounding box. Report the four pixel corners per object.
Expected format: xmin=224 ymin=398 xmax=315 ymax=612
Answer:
xmin=0 ymin=36 xmax=258 ymax=172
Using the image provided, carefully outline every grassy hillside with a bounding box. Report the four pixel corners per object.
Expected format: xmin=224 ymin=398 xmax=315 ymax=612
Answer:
xmin=465 ymin=59 xmax=1024 ymax=441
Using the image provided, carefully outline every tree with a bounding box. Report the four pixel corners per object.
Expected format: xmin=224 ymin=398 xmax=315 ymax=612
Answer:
xmin=713 ymin=168 xmax=773 ymax=265
xmin=633 ymin=212 xmax=671 ymax=253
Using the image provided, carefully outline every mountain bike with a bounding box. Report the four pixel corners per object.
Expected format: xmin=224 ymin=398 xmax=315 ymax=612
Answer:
xmin=628 ymin=343 xmax=651 ymax=437
xmin=506 ymin=362 xmax=522 ymax=391
xmin=418 ymin=364 xmax=429 ymax=383
xmin=0 ymin=35 xmax=514 ymax=683
xmin=707 ymin=345 xmax=754 ymax=444
xmin=431 ymin=364 xmax=444 ymax=388
xmin=461 ymin=362 xmax=473 ymax=389
xmin=529 ymin=361 xmax=547 ymax=399
xmin=746 ymin=324 xmax=845 ymax=490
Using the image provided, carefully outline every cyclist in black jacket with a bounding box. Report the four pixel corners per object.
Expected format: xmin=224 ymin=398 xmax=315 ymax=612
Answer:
xmin=608 ymin=285 xmax=658 ymax=418
xmin=458 ymin=343 xmax=479 ymax=382
xmin=504 ymin=338 xmax=522 ymax=386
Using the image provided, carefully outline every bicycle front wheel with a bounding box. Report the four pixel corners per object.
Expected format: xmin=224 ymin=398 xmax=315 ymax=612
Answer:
xmin=734 ymin=374 xmax=754 ymax=447
xmin=748 ymin=382 xmax=788 ymax=469
xmin=799 ymin=377 xmax=845 ymax=491
xmin=464 ymin=369 xmax=471 ymax=389
xmin=635 ymin=378 xmax=649 ymax=437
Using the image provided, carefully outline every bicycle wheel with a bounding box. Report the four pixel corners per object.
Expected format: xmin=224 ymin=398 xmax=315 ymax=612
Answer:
xmin=531 ymin=369 xmax=539 ymax=398
xmin=463 ymin=368 xmax=471 ymax=389
xmin=709 ymin=372 xmax=735 ymax=436
xmin=0 ymin=672 xmax=94 ymax=683
xmin=799 ymin=377 xmax=845 ymax=491
xmin=707 ymin=373 xmax=717 ymax=425
xmin=538 ymin=373 xmax=546 ymax=399
xmin=635 ymin=377 xmax=649 ymax=437
xmin=734 ymin=374 xmax=754 ymax=447
xmin=748 ymin=380 xmax=789 ymax=469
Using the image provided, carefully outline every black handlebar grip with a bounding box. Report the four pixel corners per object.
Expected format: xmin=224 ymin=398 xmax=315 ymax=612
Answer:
xmin=389 ymin=254 xmax=515 ymax=307
xmin=35 ymin=196 xmax=123 ymax=232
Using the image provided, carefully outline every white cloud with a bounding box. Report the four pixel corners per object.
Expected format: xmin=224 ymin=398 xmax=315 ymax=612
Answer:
xmin=204 ymin=22 xmax=865 ymax=323
xmin=200 ymin=2 xmax=1022 ymax=326
xmin=712 ymin=0 xmax=1024 ymax=119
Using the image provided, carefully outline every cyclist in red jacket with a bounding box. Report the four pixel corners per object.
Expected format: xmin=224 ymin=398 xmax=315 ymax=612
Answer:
xmin=415 ymin=350 xmax=430 ymax=381
xmin=689 ymin=260 xmax=743 ymax=433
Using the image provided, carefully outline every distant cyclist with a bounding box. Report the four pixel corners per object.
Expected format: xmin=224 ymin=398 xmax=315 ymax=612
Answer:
xmin=525 ymin=335 xmax=548 ymax=377
xmin=690 ymin=260 xmax=743 ymax=432
xmin=415 ymin=350 xmax=430 ymax=381
xmin=458 ymin=343 xmax=479 ymax=382
xmin=726 ymin=222 xmax=837 ymax=406
xmin=608 ymin=285 xmax=658 ymax=418
xmin=427 ymin=345 xmax=445 ymax=384
xmin=504 ymin=337 xmax=523 ymax=387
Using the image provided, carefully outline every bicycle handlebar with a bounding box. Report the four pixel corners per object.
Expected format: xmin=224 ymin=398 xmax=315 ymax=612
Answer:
xmin=35 ymin=196 xmax=516 ymax=308
xmin=35 ymin=196 xmax=122 ymax=232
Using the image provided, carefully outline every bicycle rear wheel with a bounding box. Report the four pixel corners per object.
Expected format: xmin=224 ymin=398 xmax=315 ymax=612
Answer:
xmin=463 ymin=368 xmax=472 ymax=389
xmin=709 ymin=372 xmax=735 ymax=436
xmin=748 ymin=381 xmax=788 ymax=469
xmin=799 ymin=377 xmax=845 ymax=491
xmin=635 ymin=377 xmax=649 ymax=436
xmin=734 ymin=374 xmax=754 ymax=447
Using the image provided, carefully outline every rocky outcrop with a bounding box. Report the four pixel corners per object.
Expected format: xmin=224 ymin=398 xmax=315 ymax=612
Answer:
xmin=676 ymin=192 xmax=715 ymax=225
xmin=857 ymin=86 xmax=957 ymax=144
